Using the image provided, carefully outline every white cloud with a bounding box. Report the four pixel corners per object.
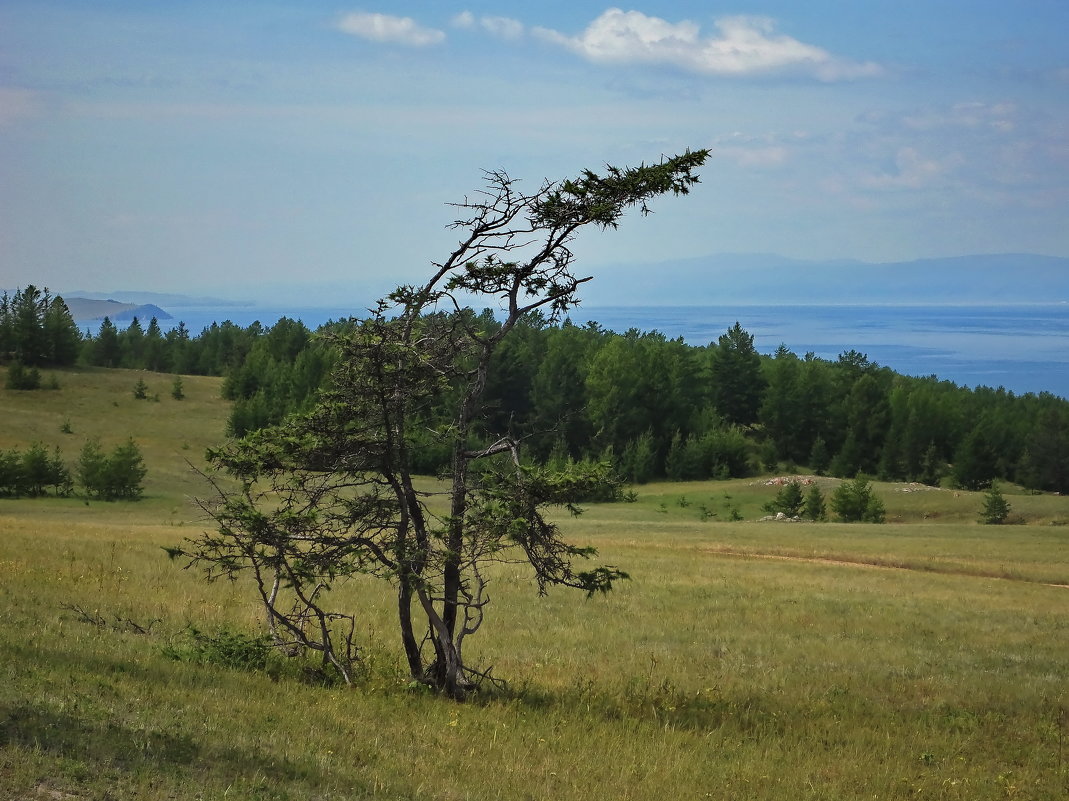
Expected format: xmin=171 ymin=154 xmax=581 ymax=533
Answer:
xmin=861 ymin=147 xmax=963 ymax=190
xmin=480 ymin=15 xmax=524 ymax=41
xmin=716 ymin=144 xmax=789 ymax=168
xmin=336 ymin=12 xmax=445 ymax=47
xmin=453 ymin=11 xmax=524 ymax=40
xmin=534 ymin=9 xmax=883 ymax=81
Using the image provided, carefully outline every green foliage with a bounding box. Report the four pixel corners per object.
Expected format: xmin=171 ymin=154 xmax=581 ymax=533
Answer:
xmin=178 ymin=153 xmax=707 ymax=698
xmin=808 ymin=436 xmax=830 ymax=475
xmin=132 ymin=377 xmax=149 ymax=399
xmin=830 ymin=475 xmax=886 ymax=523
xmin=77 ymin=438 xmax=148 ymax=501
xmin=0 ymin=443 xmax=72 ymax=497
xmin=709 ymin=321 xmax=765 ymax=426
xmin=0 ymin=286 xmax=82 ymax=367
xmin=802 ymin=484 xmax=827 ymax=521
xmin=979 ymin=482 xmax=1012 ymax=524
xmin=763 ymin=480 xmax=805 ymax=517
xmin=171 ymin=375 xmax=185 ymax=400
xmin=163 ymin=626 xmax=274 ymax=672
xmin=5 ymin=361 xmax=41 ymax=390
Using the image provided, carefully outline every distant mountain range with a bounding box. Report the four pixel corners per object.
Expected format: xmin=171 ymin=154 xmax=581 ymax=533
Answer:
xmin=581 ymin=253 xmax=1069 ymax=306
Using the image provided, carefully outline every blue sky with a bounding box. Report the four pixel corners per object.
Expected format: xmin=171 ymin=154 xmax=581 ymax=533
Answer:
xmin=2 ymin=1 xmax=1068 ymax=304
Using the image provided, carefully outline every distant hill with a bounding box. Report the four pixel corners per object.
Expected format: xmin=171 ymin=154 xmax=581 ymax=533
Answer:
xmin=63 ymin=290 xmax=251 ymax=308
xmin=64 ymin=297 xmax=173 ymax=323
xmin=582 ymin=253 xmax=1069 ymax=306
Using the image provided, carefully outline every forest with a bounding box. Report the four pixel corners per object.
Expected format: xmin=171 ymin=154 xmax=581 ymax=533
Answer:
xmin=3 ymin=284 xmax=1067 ymax=494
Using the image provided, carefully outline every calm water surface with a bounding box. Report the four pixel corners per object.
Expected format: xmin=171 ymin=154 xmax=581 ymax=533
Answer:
xmin=87 ymin=303 xmax=1069 ymax=399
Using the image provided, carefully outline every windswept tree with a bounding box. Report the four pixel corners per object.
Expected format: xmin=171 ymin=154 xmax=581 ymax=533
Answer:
xmin=174 ymin=151 xmax=710 ymax=697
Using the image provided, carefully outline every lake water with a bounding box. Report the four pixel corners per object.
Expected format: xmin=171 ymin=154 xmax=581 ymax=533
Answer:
xmin=86 ymin=303 xmax=1069 ymax=399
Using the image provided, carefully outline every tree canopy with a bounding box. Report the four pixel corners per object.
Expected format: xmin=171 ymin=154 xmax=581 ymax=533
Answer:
xmin=175 ymin=152 xmax=711 ymax=697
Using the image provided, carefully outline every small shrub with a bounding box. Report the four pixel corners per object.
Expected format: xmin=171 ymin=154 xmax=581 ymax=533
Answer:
xmin=5 ymin=362 xmax=41 ymax=390
xmin=763 ymin=480 xmax=804 ymax=517
xmin=979 ymin=482 xmax=1012 ymax=525
xmin=77 ymin=438 xmax=148 ymax=501
xmin=831 ymin=475 xmax=886 ymax=523
xmin=133 ymin=378 xmax=149 ymax=400
xmin=163 ymin=626 xmax=273 ymax=671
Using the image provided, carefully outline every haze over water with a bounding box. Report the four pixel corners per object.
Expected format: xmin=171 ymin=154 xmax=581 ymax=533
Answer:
xmin=87 ymin=302 xmax=1069 ymax=401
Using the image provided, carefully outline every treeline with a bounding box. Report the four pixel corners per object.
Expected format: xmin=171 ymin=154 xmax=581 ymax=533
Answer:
xmin=6 ymin=290 xmax=1067 ymax=494
xmin=79 ymin=315 xmax=337 ymax=423
xmin=0 ymin=439 xmax=146 ymax=500
xmin=0 ymin=286 xmax=82 ymax=366
xmin=0 ymin=287 xmax=335 ymax=392
xmin=221 ymin=309 xmax=1068 ymax=494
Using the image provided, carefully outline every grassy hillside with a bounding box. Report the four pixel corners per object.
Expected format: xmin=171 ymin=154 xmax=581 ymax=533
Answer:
xmin=0 ymin=367 xmax=230 ymax=520
xmin=2 ymin=369 xmax=1068 ymax=799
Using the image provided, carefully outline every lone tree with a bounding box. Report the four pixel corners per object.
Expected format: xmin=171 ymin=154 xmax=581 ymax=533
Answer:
xmin=978 ymin=481 xmax=1011 ymax=524
xmin=174 ymin=151 xmax=709 ymax=698
xmin=830 ymin=474 xmax=886 ymax=523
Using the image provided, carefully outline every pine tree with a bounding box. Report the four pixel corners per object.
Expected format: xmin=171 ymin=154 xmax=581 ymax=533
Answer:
xmin=77 ymin=439 xmax=109 ymax=499
xmin=708 ymin=322 xmax=766 ymax=426
xmin=830 ymin=475 xmax=886 ymax=523
xmin=0 ymin=292 xmax=13 ymax=359
xmin=105 ymin=439 xmax=148 ymax=500
xmin=120 ymin=316 xmax=145 ymax=368
xmin=11 ymin=286 xmax=49 ymax=366
xmin=92 ymin=317 xmax=121 ymax=367
xmin=978 ymin=481 xmax=1011 ymax=524
xmin=802 ymin=484 xmax=827 ymax=521
xmin=764 ymin=479 xmax=805 ymax=517
xmin=43 ymin=296 xmax=82 ymax=366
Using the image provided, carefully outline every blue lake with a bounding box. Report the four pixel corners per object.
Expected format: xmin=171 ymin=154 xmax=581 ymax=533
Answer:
xmin=86 ymin=303 xmax=1069 ymax=400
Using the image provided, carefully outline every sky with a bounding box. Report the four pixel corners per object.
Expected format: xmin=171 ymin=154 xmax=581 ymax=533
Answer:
xmin=2 ymin=1 xmax=1068 ymax=305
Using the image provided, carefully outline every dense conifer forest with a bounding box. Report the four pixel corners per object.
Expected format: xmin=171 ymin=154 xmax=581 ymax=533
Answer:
xmin=3 ymin=289 xmax=1067 ymax=494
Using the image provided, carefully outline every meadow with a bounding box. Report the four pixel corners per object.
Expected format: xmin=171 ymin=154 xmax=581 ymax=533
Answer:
xmin=2 ymin=368 xmax=1068 ymax=799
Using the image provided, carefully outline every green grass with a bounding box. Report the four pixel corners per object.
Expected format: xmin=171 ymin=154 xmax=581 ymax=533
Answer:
xmin=2 ymin=371 xmax=1069 ymax=799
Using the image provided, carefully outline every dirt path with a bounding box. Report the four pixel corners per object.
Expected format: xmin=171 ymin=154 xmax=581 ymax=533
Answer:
xmin=706 ymin=547 xmax=1069 ymax=589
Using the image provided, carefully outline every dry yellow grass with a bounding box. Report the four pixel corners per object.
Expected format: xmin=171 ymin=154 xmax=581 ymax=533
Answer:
xmin=2 ymin=369 xmax=1069 ymax=799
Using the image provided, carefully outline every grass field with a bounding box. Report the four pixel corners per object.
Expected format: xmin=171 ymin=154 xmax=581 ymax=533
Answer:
xmin=2 ymin=369 xmax=1069 ymax=799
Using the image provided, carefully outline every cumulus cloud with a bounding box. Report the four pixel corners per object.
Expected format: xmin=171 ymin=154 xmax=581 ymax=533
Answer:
xmin=453 ymin=11 xmax=524 ymax=40
xmin=534 ymin=9 xmax=883 ymax=81
xmin=861 ymin=147 xmax=964 ymax=190
xmin=336 ymin=12 xmax=445 ymax=46
xmin=708 ymin=132 xmax=793 ymax=168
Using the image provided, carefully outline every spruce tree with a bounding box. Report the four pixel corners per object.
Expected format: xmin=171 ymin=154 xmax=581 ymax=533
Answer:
xmin=708 ymin=322 xmax=765 ymax=426
xmin=763 ymin=479 xmax=805 ymax=517
xmin=43 ymin=296 xmax=82 ymax=366
xmin=93 ymin=317 xmax=121 ymax=367
xmin=802 ymin=484 xmax=827 ymax=521
xmin=978 ymin=481 xmax=1011 ymax=524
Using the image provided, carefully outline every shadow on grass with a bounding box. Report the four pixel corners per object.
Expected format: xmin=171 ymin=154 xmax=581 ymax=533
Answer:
xmin=0 ymin=702 xmax=329 ymax=789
